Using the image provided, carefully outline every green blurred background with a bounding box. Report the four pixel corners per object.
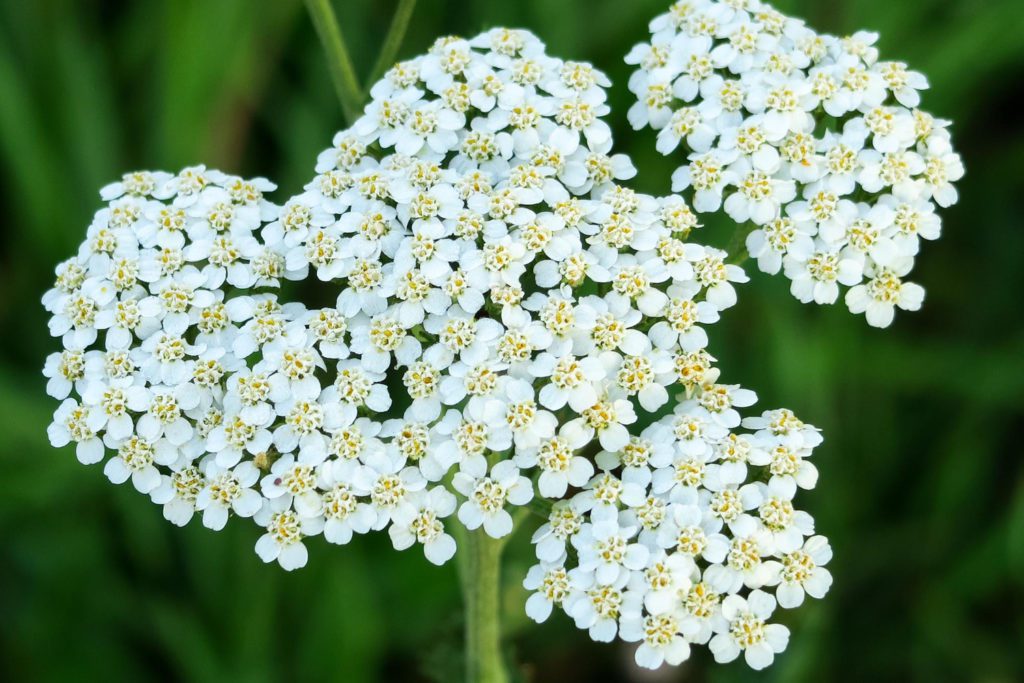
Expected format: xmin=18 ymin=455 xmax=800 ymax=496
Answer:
xmin=2 ymin=0 xmax=1022 ymax=681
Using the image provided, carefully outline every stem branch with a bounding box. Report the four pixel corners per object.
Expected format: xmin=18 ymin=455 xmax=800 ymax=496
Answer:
xmin=725 ymin=221 xmax=755 ymax=266
xmin=367 ymin=0 xmax=419 ymax=90
xmin=304 ymin=0 xmax=364 ymax=122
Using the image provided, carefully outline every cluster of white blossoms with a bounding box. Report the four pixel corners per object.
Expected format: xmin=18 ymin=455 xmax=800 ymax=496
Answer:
xmin=524 ymin=403 xmax=831 ymax=670
xmin=626 ymin=0 xmax=963 ymax=327
xmin=44 ymin=26 xmax=844 ymax=673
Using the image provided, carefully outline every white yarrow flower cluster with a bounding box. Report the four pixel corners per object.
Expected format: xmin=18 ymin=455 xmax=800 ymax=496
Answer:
xmin=626 ymin=0 xmax=963 ymax=327
xmin=42 ymin=167 xmax=291 ymax=525
xmin=44 ymin=26 xmax=838 ymax=672
xmin=524 ymin=401 xmax=831 ymax=670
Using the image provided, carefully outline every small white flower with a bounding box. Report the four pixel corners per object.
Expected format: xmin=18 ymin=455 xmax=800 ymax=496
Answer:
xmin=389 ymin=487 xmax=458 ymax=565
xmin=845 ymin=259 xmax=924 ymax=328
xmin=254 ymin=499 xmax=323 ymax=571
xmin=523 ymin=562 xmax=572 ymax=623
xmin=620 ymin=605 xmax=695 ymax=669
xmin=150 ymin=463 xmax=205 ymax=526
xmin=562 ymin=396 xmax=637 ymax=452
xmin=572 ymin=517 xmax=650 ymax=586
xmin=355 ymin=449 xmax=426 ymax=530
xmin=47 ymin=399 xmax=105 ymax=464
xmin=784 ymin=248 xmax=862 ymax=305
xmin=770 ymin=535 xmax=834 ymax=608
xmin=261 ymin=454 xmax=323 ymax=517
xmin=709 ymin=590 xmax=790 ymax=670
xmin=102 ymin=434 xmax=176 ymax=493
xmin=318 ymin=458 xmax=375 ymax=544
xmin=531 ymin=502 xmax=584 ymax=563
xmin=564 ymin=568 xmax=628 ymax=643
xmin=195 ymin=461 xmax=263 ymax=531
xmin=454 ymin=459 xmax=533 ymax=539
xmin=518 ymin=431 xmax=594 ymax=499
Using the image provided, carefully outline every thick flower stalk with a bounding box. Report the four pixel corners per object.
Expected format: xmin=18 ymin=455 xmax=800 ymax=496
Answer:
xmin=52 ymin=12 xmax=980 ymax=674
xmin=626 ymin=0 xmax=963 ymax=327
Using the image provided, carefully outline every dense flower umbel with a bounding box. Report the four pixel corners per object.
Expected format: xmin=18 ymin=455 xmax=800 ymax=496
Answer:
xmin=525 ymin=403 xmax=830 ymax=670
xmin=626 ymin=0 xmax=963 ymax=327
xmin=44 ymin=28 xmax=831 ymax=672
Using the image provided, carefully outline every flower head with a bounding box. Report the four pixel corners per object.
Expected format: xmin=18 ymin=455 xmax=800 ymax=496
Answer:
xmin=627 ymin=0 xmax=962 ymax=327
xmin=44 ymin=25 xmax=836 ymax=671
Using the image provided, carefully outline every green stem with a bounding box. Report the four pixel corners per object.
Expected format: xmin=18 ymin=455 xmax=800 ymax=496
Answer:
xmin=459 ymin=529 xmax=508 ymax=683
xmin=304 ymin=0 xmax=363 ymax=122
xmin=367 ymin=0 xmax=418 ymax=90
xmin=725 ymin=221 xmax=755 ymax=266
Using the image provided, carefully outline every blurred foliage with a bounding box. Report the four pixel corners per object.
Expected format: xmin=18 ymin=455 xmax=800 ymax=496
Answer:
xmin=2 ymin=0 xmax=1023 ymax=681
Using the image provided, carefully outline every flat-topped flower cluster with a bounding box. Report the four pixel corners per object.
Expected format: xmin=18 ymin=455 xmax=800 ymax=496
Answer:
xmin=626 ymin=0 xmax=963 ymax=327
xmin=44 ymin=5 xmax=963 ymax=669
xmin=525 ymin=403 xmax=831 ymax=670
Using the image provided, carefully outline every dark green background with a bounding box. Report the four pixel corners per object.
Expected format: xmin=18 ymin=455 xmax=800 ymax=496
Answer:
xmin=1 ymin=0 xmax=1022 ymax=681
